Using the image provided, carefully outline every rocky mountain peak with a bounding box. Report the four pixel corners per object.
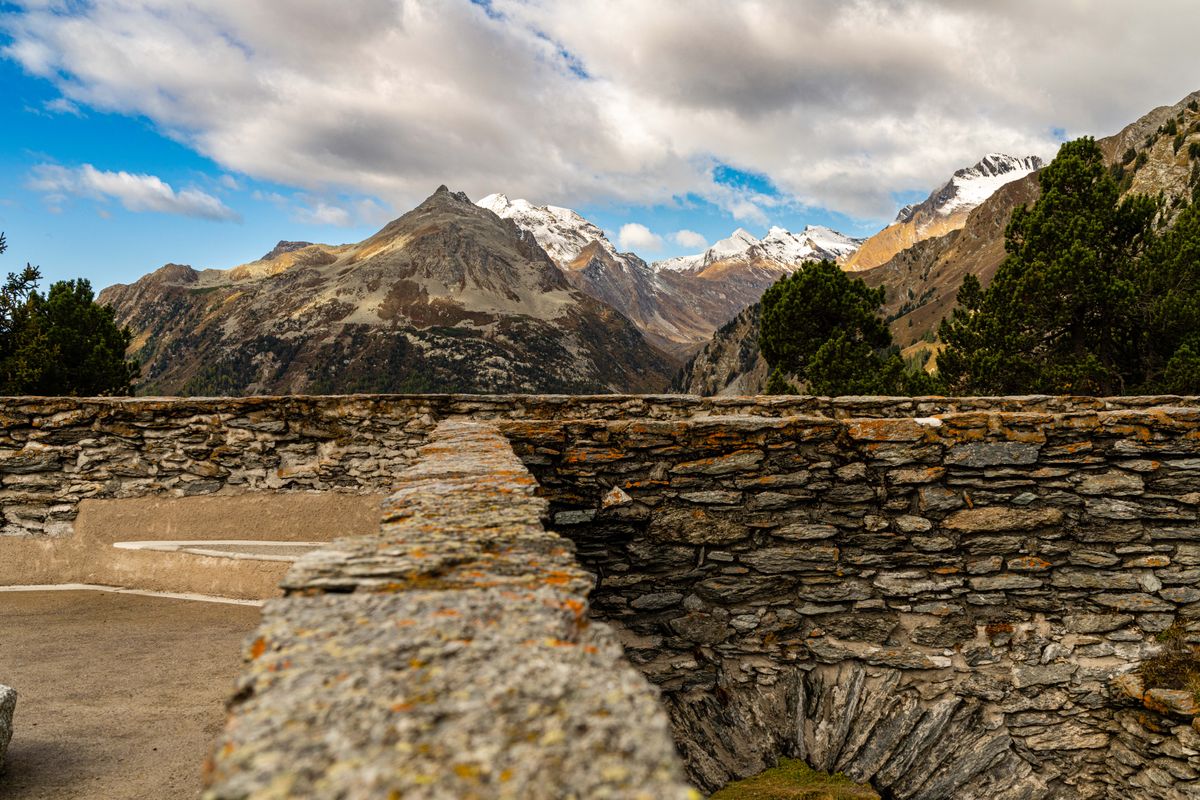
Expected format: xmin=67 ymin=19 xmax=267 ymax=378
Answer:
xmin=261 ymin=240 xmax=315 ymax=261
xmin=847 ymin=152 xmax=1044 ymax=272
xmin=477 ymin=192 xmax=613 ymax=267
xmin=896 ymin=152 xmax=1044 ymax=224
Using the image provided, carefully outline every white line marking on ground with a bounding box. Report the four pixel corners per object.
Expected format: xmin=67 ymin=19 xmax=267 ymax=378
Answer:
xmin=0 ymin=583 xmax=265 ymax=607
xmin=112 ymin=540 xmax=324 ymax=562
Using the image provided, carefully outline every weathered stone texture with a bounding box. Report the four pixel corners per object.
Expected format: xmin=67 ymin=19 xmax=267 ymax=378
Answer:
xmin=12 ymin=394 xmax=1200 ymax=798
xmin=0 ymin=684 xmax=14 ymax=769
xmin=502 ymin=402 xmax=1200 ymax=798
xmin=203 ymin=421 xmax=694 ymax=800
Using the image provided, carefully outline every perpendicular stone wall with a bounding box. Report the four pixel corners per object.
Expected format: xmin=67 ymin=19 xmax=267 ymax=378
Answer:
xmin=9 ymin=395 xmax=1200 ymax=798
xmin=502 ymin=409 xmax=1200 ymax=799
xmin=202 ymin=420 xmax=695 ymax=800
xmin=5 ymin=394 xmax=1200 ymax=540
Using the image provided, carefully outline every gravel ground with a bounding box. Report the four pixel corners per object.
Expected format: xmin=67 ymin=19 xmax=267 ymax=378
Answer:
xmin=0 ymin=590 xmax=260 ymax=800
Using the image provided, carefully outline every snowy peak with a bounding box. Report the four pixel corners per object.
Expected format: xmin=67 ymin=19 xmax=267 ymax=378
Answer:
xmin=896 ymin=153 xmax=1044 ymax=223
xmin=477 ymin=192 xmax=614 ymax=266
xmin=654 ymin=224 xmax=863 ymax=273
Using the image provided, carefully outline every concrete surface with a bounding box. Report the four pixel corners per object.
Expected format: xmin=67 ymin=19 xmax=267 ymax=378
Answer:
xmin=0 ymin=493 xmax=385 ymax=599
xmin=0 ymin=590 xmax=260 ymax=800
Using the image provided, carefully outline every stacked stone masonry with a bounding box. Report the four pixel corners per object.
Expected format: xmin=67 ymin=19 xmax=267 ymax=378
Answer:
xmin=202 ymin=421 xmax=694 ymax=799
xmin=7 ymin=394 xmax=1200 ymax=798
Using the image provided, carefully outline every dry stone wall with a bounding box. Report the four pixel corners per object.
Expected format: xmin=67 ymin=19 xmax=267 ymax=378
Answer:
xmin=203 ymin=421 xmax=694 ymax=800
xmin=4 ymin=393 xmax=1198 ymax=540
xmin=7 ymin=395 xmax=1200 ymax=798
xmin=503 ymin=409 xmax=1200 ymax=799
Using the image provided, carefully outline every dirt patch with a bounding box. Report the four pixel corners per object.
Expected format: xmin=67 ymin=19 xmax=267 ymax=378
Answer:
xmin=0 ymin=590 xmax=259 ymax=799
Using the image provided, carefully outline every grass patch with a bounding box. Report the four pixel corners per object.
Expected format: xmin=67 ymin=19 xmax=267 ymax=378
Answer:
xmin=1139 ymin=623 xmax=1200 ymax=701
xmin=709 ymin=758 xmax=880 ymax=800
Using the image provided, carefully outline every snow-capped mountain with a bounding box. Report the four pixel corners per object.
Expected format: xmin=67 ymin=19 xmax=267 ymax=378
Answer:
xmin=894 ymin=153 xmax=1044 ymax=224
xmin=100 ymin=186 xmax=675 ymax=395
xmin=478 ymin=192 xmax=723 ymax=356
xmin=477 ymin=193 xmax=614 ymax=266
xmin=477 ymin=194 xmax=862 ymax=358
xmin=845 ymin=153 xmax=1043 ymax=272
xmin=654 ymin=225 xmax=863 ymax=274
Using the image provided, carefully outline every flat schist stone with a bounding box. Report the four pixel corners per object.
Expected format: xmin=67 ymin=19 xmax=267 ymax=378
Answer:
xmin=0 ymin=684 xmax=14 ymax=767
xmin=204 ymin=590 xmax=693 ymax=800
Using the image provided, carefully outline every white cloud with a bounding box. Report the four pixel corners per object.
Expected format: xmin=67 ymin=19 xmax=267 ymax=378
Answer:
xmin=294 ymin=201 xmax=352 ymax=227
xmin=28 ymin=163 xmax=240 ymax=221
xmin=43 ymin=97 xmax=82 ymax=116
xmin=618 ymin=223 xmax=664 ymax=252
xmin=672 ymin=229 xmax=707 ymax=249
xmin=292 ymin=196 xmax=394 ymax=228
xmin=5 ymin=1 xmax=1200 ymax=222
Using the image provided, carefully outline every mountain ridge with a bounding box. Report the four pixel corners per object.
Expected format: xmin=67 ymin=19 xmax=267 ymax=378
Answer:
xmin=844 ymin=152 xmax=1043 ymax=272
xmin=677 ymin=90 xmax=1200 ymax=396
xmin=100 ymin=186 xmax=675 ymax=395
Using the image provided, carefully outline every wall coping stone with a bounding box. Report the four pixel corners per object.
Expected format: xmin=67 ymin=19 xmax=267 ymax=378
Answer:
xmin=202 ymin=420 xmax=696 ymax=800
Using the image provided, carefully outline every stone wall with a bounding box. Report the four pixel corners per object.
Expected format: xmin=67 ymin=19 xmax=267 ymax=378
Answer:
xmin=203 ymin=420 xmax=694 ymax=800
xmin=5 ymin=393 xmax=1198 ymax=540
xmin=8 ymin=395 xmax=1200 ymax=798
xmin=503 ymin=409 xmax=1200 ymax=799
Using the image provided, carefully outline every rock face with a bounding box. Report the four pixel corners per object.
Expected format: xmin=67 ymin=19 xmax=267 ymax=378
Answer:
xmin=204 ymin=421 xmax=694 ymax=800
xmin=100 ymin=186 xmax=675 ymax=395
xmin=0 ymin=685 xmax=14 ymax=768
xmin=509 ymin=402 xmax=1200 ymax=797
xmin=844 ymin=153 xmax=1043 ymax=273
xmin=672 ymin=303 xmax=769 ymax=396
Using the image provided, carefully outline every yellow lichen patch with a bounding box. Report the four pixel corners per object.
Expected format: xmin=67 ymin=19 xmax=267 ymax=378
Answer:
xmin=453 ymin=763 xmax=481 ymax=780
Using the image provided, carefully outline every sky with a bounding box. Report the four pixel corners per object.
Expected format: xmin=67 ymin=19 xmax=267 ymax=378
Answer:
xmin=1 ymin=0 xmax=1199 ymax=289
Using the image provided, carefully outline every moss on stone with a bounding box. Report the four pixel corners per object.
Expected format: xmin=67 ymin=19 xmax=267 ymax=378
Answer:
xmin=1140 ymin=623 xmax=1200 ymax=704
xmin=709 ymin=758 xmax=879 ymax=800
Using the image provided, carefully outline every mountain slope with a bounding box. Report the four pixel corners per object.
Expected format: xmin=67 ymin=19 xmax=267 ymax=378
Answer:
xmin=844 ymin=153 xmax=1043 ymax=272
xmin=672 ymin=304 xmax=768 ymax=396
xmin=478 ymin=195 xmax=862 ymax=360
xmin=478 ymin=193 xmax=714 ymax=357
xmin=861 ymin=90 xmax=1200 ymax=348
xmin=101 ymin=186 xmax=675 ymax=395
xmin=677 ymin=90 xmax=1200 ymax=395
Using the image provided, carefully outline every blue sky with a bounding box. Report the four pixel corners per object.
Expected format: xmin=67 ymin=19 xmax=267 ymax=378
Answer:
xmin=0 ymin=49 xmax=903 ymax=289
xmin=2 ymin=1 xmax=1197 ymax=290
xmin=0 ymin=56 xmax=387 ymax=287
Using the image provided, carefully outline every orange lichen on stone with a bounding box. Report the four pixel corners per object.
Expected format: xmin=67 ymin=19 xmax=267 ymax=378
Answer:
xmin=249 ymin=637 xmax=268 ymax=660
xmin=1008 ymin=556 xmax=1052 ymax=572
xmin=845 ymin=418 xmax=930 ymax=443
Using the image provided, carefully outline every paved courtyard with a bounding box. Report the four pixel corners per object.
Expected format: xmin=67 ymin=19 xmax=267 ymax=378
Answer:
xmin=0 ymin=590 xmax=260 ymax=800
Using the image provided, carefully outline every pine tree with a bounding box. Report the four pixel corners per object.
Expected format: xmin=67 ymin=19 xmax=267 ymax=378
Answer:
xmin=759 ymin=260 xmax=938 ymax=395
xmin=938 ymin=138 xmax=1158 ymax=395
xmin=0 ymin=233 xmax=138 ymax=395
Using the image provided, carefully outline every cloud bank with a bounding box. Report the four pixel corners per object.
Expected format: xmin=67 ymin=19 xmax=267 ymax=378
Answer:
xmin=6 ymin=0 xmax=1200 ymax=223
xmin=29 ymin=164 xmax=240 ymax=221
